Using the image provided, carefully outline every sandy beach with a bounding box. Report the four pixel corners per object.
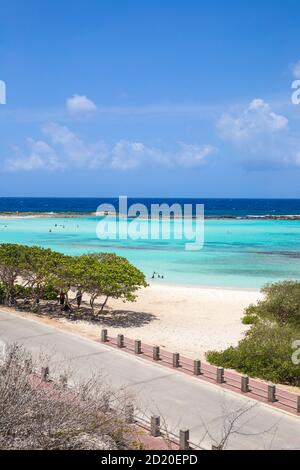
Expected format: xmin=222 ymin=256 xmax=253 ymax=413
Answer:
xmin=51 ymin=283 xmax=264 ymax=360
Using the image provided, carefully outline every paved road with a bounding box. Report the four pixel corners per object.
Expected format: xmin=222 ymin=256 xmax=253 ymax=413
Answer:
xmin=0 ymin=310 xmax=299 ymax=450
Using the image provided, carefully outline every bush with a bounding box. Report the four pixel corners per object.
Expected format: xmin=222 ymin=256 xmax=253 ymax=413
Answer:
xmin=41 ymin=284 xmax=59 ymax=300
xmin=206 ymin=321 xmax=300 ymax=386
xmin=243 ymin=281 xmax=300 ymax=327
xmin=0 ymin=344 xmax=137 ymax=450
xmin=241 ymin=313 xmax=257 ymax=325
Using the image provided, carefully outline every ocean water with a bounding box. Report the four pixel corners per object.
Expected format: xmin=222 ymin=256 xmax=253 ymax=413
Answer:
xmin=1 ymin=197 xmax=300 ymax=217
xmin=0 ymin=211 xmax=300 ymax=288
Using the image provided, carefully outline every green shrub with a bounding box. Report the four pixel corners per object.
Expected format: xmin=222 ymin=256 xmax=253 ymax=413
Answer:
xmin=206 ymin=321 xmax=300 ymax=386
xmin=41 ymin=284 xmax=59 ymax=300
xmin=241 ymin=313 xmax=257 ymax=325
xmin=244 ymin=281 xmax=300 ymax=327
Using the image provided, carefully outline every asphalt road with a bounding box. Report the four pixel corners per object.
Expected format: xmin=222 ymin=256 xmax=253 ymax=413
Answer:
xmin=0 ymin=310 xmax=299 ymax=450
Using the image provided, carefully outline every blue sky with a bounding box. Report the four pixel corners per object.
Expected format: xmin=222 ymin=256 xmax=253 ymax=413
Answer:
xmin=1 ymin=0 xmax=300 ymax=197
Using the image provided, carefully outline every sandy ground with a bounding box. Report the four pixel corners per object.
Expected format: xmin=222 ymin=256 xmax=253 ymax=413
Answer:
xmin=6 ymin=283 xmax=262 ymax=360
xmin=78 ymin=283 xmax=263 ymax=359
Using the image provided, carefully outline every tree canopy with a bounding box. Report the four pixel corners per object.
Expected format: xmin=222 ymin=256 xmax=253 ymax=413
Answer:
xmin=0 ymin=243 xmax=147 ymax=314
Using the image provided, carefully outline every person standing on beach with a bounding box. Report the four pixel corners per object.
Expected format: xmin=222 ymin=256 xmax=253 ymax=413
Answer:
xmin=76 ymin=290 xmax=82 ymax=308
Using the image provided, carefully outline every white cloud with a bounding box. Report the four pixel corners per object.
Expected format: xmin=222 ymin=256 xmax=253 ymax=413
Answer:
xmin=177 ymin=143 xmax=216 ymax=168
xmin=43 ymin=122 xmax=107 ymax=168
xmin=4 ymin=123 xmax=216 ymax=172
xmin=66 ymin=95 xmax=97 ymax=114
xmin=292 ymin=60 xmax=300 ymax=79
xmin=5 ymin=138 xmax=62 ymax=171
xmin=111 ymin=140 xmax=146 ymax=170
xmin=217 ymin=98 xmax=288 ymax=142
xmin=216 ymin=98 xmax=300 ymax=170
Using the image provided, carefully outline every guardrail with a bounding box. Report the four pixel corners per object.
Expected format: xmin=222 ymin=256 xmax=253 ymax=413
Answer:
xmin=101 ymin=329 xmax=300 ymax=416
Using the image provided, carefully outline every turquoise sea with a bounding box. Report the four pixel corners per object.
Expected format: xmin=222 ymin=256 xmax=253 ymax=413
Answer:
xmin=0 ymin=215 xmax=300 ymax=289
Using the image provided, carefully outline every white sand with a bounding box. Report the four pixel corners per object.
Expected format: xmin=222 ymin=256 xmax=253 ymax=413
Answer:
xmin=59 ymin=283 xmax=263 ymax=360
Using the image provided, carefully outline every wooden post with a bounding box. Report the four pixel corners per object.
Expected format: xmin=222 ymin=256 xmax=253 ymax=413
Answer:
xmin=125 ymin=403 xmax=134 ymax=424
xmin=268 ymin=384 xmax=276 ymax=403
xmin=193 ymin=359 xmax=201 ymax=376
xmin=216 ymin=367 xmax=224 ymax=384
xmin=117 ymin=334 xmax=124 ymax=348
xmin=172 ymin=352 xmax=180 ymax=368
xmin=41 ymin=366 xmax=49 ymax=382
xmin=241 ymin=375 xmax=249 ymax=393
xmin=101 ymin=329 xmax=108 ymax=342
xmin=179 ymin=429 xmax=190 ymax=450
xmin=151 ymin=416 xmax=161 ymax=437
xmin=134 ymin=340 xmax=142 ymax=354
xmin=153 ymin=346 xmax=160 ymax=361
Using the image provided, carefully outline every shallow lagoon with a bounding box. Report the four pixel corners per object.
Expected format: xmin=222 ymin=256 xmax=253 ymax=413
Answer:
xmin=0 ymin=216 xmax=300 ymax=288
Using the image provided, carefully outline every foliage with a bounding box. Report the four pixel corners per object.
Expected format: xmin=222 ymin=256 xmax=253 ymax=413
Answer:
xmin=208 ymin=281 xmax=300 ymax=386
xmin=207 ymin=321 xmax=300 ymax=386
xmin=0 ymin=243 xmax=147 ymax=313
xmin=242 ymin=281 xmax=300 ymax=327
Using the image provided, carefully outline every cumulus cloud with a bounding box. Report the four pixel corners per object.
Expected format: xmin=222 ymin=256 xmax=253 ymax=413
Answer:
xmin=217 ymin=98 xmax=288 ymax=142
xmin=66 ymin=95 xmax=97 ymax=114
xmin=177 ymin=143 xmax=216 ymax=168
xmin=111 ymin=141 xmax=146 ymax=170
xmin=43 ymin=122 xmax=107 ymax=168
xmin=5 ymin=139 xmax=62 ymax=171
xmin=4 ymin=123 xmax=216 ymax=172
xmin=216 ymin=98 xmax=300 ymax=170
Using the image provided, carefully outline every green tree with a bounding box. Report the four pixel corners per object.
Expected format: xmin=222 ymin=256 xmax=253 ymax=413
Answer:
xmin=75 ymin=253 xmax=147 ymax=314
xmin=243 ymin=281 xmax=300 ymax=327
xmin=0 ymin=244 xmax=28 ymax=304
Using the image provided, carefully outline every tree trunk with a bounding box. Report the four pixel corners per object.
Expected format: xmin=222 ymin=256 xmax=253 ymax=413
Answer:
xmin=99 ymin=296 xmax=109 ymax=313
xmin=90 ymin=294 xmax=97 ymax=315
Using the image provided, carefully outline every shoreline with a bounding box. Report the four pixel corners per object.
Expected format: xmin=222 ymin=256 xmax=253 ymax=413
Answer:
xmin=1 ymin=211 xmax=300 ymax=220
xmin=148 ymin=280 xmax=261 ymax=293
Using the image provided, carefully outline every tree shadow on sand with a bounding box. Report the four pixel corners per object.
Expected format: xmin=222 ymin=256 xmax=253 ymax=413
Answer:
xmin=15 ymin=300 xmax=157 ymax=329
xmin=96 ymin=309 xmax=157 ymax=328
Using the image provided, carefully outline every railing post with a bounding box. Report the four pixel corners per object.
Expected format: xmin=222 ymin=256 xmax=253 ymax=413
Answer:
xmin=117 ymin=334 xmax=124 ymax=348
xmin=268 ymin=384 xmax=276 ymax=403
xmin=172 ymin=352 xmax=180 ymax=368
xmin=101 ymin=329 xmax=108 ymax=342
xmin=124 ymin=403 xmax=134 ymax=424
xmin=151 ymin=415 xmax=161 ymax=437
xmin=241 ymin=375 xmax=249 ymax=393
xmin=297 ymin=396 xmax=300 ymax=413
xmin=153 ymin=346 xmax=160 ymax=361
xmin=216 ymin=367 xmax=224 ymax=384
xmin=41 ymin=366 xmax=49 ymax=382
xmin=134 ymin=339 xmax=142 ymax=354
xmin=179 ymin=429 xmax=190 ymax=450
xmin=193 ymin=359 xmax=201 ymax=376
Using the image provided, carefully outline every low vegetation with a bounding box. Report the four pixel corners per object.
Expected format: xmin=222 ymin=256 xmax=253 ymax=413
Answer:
xmin=207 ymin=281 xmax=300 ymax=386
xmin=0 ymin=243 xmax=147 ymax=316
xmin=0 ymin=344 xmax=137 ymax=450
